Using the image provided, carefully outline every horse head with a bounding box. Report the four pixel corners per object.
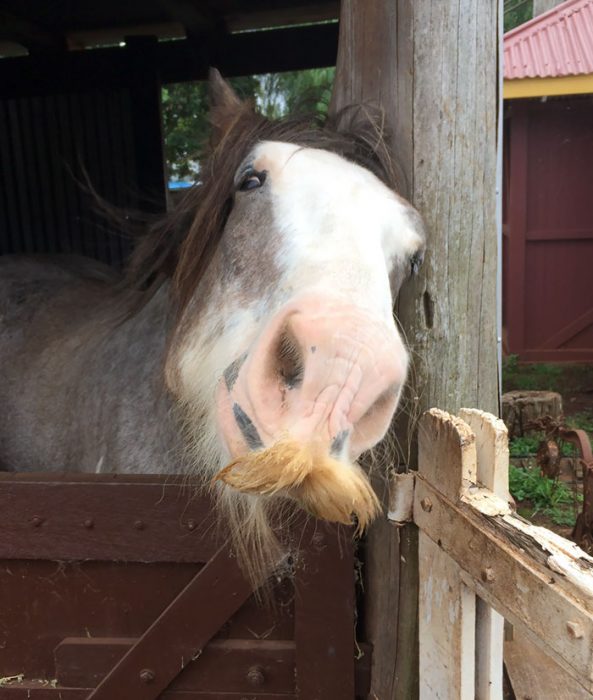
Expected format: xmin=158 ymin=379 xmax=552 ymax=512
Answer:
xmin=159 ymin=71 xmax=425 ymax=576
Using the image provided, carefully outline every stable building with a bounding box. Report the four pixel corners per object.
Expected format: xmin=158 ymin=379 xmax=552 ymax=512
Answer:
xmin=503 ymin=0 xmax=593 ymax=361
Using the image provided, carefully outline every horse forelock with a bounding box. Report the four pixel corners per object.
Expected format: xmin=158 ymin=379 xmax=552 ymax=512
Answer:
xmin=121 ymin=104 xmax=401 ymax=315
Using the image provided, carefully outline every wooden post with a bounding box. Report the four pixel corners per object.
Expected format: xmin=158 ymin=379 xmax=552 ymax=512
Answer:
xmin=331 ymin=2 xmax=499 ymax=697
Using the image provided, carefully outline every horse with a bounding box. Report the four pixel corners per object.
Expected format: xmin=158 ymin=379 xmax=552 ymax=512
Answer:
xmin=0 ymin=70 xmax=425 ymax=581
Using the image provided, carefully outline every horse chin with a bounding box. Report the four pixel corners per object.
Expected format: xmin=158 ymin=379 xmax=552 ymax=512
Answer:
xmin=213 ymin=439 xmax=380 ymax=534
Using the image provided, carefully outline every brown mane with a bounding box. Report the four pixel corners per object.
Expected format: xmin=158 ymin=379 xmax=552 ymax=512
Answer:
xmin=123 ymin=103 xmax=400 ymax=313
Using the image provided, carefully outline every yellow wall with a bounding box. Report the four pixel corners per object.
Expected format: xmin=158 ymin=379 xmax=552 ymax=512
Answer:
xmin=504 ymin=74 xmax=593 ymax=99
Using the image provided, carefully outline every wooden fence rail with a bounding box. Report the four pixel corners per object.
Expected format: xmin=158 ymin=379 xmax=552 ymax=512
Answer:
xmin=390 ymin=408 xmax=593 ymax=699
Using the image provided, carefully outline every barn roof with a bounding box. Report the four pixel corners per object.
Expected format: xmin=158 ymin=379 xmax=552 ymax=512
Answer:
xmin=0 ymin=1 xmax=339 ymax=55
xmin=504 ymin=0 xmax=593 ymax=80
xmin=0 ymin=1 xmax=339 ymax=98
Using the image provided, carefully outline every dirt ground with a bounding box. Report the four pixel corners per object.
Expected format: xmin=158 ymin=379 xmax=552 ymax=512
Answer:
xmin=555 ymin=367 xmax=593 ymax=417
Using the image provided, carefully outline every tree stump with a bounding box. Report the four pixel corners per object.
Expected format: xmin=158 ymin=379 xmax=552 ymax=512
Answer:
xmin=502 ymin=391 xmax=563 ymax=438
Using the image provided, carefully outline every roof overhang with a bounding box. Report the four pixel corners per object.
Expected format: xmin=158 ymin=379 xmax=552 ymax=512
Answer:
xmin=504 ymin=74 xmax=593 ymax=99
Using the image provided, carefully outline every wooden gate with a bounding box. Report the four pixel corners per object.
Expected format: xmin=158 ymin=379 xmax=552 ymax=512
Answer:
xmin=408 ymin=408 xmax=593 ymax=699
xmin=0 ymin=473 xmax=370 ymax=699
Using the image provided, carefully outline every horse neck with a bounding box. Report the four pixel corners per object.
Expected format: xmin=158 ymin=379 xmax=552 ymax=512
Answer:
xmin=96 ymin=282 xmax=175 ymax=391
xmin=79 ymin=281 xmax=184 ymax=471
xmin=3 ymin=278 xmax=185 ymax=474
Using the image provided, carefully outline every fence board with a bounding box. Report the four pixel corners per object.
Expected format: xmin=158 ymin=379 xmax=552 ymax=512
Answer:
xmin=294 ymin=520 xmax=356 ymax=699
xmin=417 ymin=408 xmax=478 ymax=699
xmin=505 ymin=630 xmax=593 ymax=700
xmin=86 ymin=545 xmax=256 ymax=700
xmin=415 ymin=409 xmax=593 ymax=694
xmin=459 ymin=409 xmax=508 ymax=700
xmin=419 ymin=535 xmax=476 ymax=699
xmin=0 ymin=474 xmax=218 ymax=563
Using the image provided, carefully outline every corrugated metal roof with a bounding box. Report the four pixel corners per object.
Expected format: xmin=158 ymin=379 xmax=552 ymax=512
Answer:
xmin=504 ymin=0 xmax=593 ymax=79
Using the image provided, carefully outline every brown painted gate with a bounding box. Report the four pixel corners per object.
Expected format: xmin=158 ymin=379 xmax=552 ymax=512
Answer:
xmin=503 ymin=96 xmax=593 ymax=362
xmin=0 ymin=473 xmax=370 ymax=699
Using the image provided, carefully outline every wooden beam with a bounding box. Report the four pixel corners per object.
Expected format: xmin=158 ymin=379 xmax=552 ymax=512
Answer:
xmin=55 ymin=638 xmax=297 ymax=692
xmin=0 ymin=686 xmax=296 ymax=698
xmin=504 ymin=74 xmax=593 ymax=99
xmin=86 ymin=544 xmax=256 ymax=700
xmin=0 ymin=473 xmax=218 ymax=562
xmin=159 ymin=0 xmax=222 ymax=40
xmin=0 ymin=10 xmax=64 ymax=52
xmin=66 ymin=22 xmax=186 ymax=50
xmin=226 ymin=3 xmax=339 ymax=32
xmin=0 ymin=23 xmax=339 ymax=99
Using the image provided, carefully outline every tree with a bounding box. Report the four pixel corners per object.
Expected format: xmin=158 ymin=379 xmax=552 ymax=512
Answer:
xmin=504 ymin=0 xmax=533 ymax=31
xmin=161 ymin=76 xmax=259 ymax=180
xmin=161 ymin=68 xmax=335 ymax=180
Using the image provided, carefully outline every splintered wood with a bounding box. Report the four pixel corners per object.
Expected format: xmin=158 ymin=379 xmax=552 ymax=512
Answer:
xmin=409 ymin=408 xmax=593 ymax=699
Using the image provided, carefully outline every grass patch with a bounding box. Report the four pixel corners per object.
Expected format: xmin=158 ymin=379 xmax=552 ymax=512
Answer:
xmin=503 ymin=354 xmax=563 ymax=391
xmin=566 ymin=410 xmax=593 ymax=434
xmin=508 ymin=434 xmax=543 ymax=456
xmin=509 ymin=464 xmax=581 ymax=527
xmin=502 ymin=356 xmax=593 ymax=396
xmin=509 ymin=434 xmax=578 ymax=457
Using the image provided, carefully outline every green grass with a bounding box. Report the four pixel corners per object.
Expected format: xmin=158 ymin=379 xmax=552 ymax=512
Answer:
xmin=509 ymin=434 xmax=578 ymax=457
xmin=509 ymin=464 xmax=581 ymax=527
xmin=508 ymin=434 xmax=543 ymax=456
xmin=566 ymin=410 xmax=593 ymax=434
xmin=503 ymin=354 xmax=563 ymax=391
xmin=502 ymin=358 xmax=592 ymax=529
xmin=503 ymin=356 xmax=593 ymax=396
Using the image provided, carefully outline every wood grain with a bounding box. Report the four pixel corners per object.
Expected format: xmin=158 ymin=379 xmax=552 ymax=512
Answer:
xmin=417 ymin=409 xmax=478 ymax=699
xmin=331 ymin=2 xmax=499 ymax=696
xmin=460 ymin=409 xmax=509 ymax=700
xmin=505 ymin=630 xmax=593 ymax=700
xmin=416 ymin=409 xmax=593 ymax=696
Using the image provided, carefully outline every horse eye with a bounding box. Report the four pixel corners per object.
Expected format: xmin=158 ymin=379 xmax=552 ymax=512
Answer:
xmin=238 ymin=170 xmax=266 ymax=192
xmin=410 ymin=251 xmax=424 ymax=276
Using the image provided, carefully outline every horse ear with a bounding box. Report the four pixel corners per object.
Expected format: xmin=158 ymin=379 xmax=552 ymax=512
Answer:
xmin=208 ymin=68 xmax=250 ymax=144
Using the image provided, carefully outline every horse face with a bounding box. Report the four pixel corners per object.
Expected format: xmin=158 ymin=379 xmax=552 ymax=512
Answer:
xmin=169 ymin=129 xmax=425 ymax=532
xmin=213 ymin=141 xmax=424 ymax=461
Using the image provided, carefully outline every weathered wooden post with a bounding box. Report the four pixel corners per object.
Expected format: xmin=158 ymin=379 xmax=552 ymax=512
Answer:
xmin=331 ymin=2 xmax=499 ymax=697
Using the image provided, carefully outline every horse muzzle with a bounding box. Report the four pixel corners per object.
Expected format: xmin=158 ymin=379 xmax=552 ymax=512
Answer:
xmin=215 ymin=295 xmax=408 ymax=465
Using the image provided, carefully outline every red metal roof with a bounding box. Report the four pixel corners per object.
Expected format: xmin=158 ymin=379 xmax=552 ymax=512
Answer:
xmin=504 ymin=0 xmax=593 ymax=79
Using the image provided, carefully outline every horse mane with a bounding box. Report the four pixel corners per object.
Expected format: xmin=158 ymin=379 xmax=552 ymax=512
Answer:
xmin=122 ymin=103 xmax=401 ymax=313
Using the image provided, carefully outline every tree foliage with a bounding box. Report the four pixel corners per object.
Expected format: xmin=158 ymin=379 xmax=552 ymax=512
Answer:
xmin=504 ymin=0 xmax=533 ymax=32
xmin=161 ymin=68 xmax=335 ymax=180
xmin=161 ymin=76 xmax=259 ymax=180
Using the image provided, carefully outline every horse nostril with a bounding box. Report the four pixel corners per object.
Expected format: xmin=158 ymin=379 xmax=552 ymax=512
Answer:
xmin=274 ymin=327 xmax=304 ymax=390
xmin=356 ymin=384 xmax=399 ymax=430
